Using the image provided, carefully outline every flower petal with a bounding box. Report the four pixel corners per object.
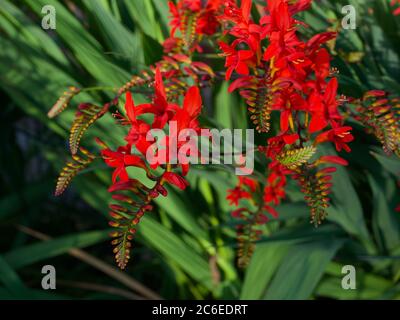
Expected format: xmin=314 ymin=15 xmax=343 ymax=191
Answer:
xmin=183 ymin=86 xmax=202 ymax=118
xmin=163 ymin=172 xmax=189 ymax=190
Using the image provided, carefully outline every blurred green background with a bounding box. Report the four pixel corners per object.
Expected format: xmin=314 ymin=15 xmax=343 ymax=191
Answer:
xmin=0 ymin=0 xmax=400 ymax=300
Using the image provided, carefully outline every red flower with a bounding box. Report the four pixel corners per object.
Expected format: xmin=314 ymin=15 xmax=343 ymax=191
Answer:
xmin=231 ymin=208 xmax=248 ymax=219
xmin=290 ymin=0 xmax=312 ymax=14
xmin=197 ymin=11 xmax=219 ymax=35
xmin=310 ymin=48 xmax=331 ymax=83
xmin=163 ymin=172 xmax=189 ymax=190
xmin=273 ymin=90 xmax=307 ymax=131
xmin=261 ymin=0 xmax=301 ymax=61
xmin=169 ymin=0 xmax=222 ymax=38
xmin=220 ymin=0 xmax=261 ymax=55
xmin=262 ymin=160 xmax=291 ymax=206
xmin=148 ymin=86 xmax=204 ymax=174
xmin=123 ymin=91 xmax=153 ymax=156
xmin=391 ymin=0 xmax=400 ymax=15
xmin=226 ymin=186 xmax=252 ymax=206
xmin=136 ymin=68 xmax=176 ymax=129
xmin=317 ymin=155 xmax=349 ymax=166
xmin=308 ymin=78 xmax=342 ymax=133
xmin=316 ymin=126 xmax=354 ymax=152
xmin=174 ymin=86 xmax=203 ymax=171
xmin=168 ymin=1 xmax=182 ymax=37
xmin=238 ymin=176 xmax=258 ymax=192
xmin=261 ymin=1 xmax=289 ymax=35
xmin=226 ymin=175 xmax=257 ymax=207
xmin=263 ymin=205 xmax=279 ymax=219
xmin=171 ymin=86 xmax=202 ymax=133
xmin=363 ymin=90 xmax=386 ymax=99
xmin=197 ymin=0 xmax=223 ymax=35
xmin=264 ymin=132 xmax=299 ymax=159
xmin=219 ymin=41 xmax=254 ymax=80
xmin=100 ymin=145 xmax=146 ymax=183
xmin=307 ymin=32 xmax=337 ymax=53
xmin=163 ymin=37 xmax=183 ymax=53
xmin=263 ymin=174 xmax=286 ymax=206
xmin=183 ymin=0 xmax=202 ymax=11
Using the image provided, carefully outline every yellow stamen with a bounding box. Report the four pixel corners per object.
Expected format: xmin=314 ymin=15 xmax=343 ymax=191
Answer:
xmin=289 ymin=113 xmax=295 ymax=132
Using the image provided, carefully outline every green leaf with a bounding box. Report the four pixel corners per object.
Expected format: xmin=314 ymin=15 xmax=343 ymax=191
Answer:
xmin=258 ymin=223 xmax=345 ymax=245
xmin=368 ymin=174 xmax=400 ymax=252
xmin=81 ymin=0 xmax=144 ymax=66
xmin=0 ymin=1 xmax=69 ymax=67
xmin=155 ymin=187 xmax=210 ymax=242
xmin=215 ymin=82 xmax=234 ymax=129
xmin=371 ymin=149 xmax=400 ymax=177
xmin=151 ymin=0 xmax=170 ymax=34
xmin=139 ymin=216 xmax=214 ymax=290
xmin=240 ymin=243 xmax=289 ymax=299
xmin=0 ymin=180 xmax=53 ymax=220
xmin=274 ymin=202 xmax=309 ymax=221
xmin=264 ymin=239 xmax=345 ymax=299
xmin=124 ymin=0 xmax=164 ymax=42
xmin=0 ymin=256 xmax=27 ymax=296
xmin=319 ymin=146 xmax=373 ymax=251
xmin=4 ymin=230 xmax=110 ymax=269
xmin=23 ymin=0 xmax=131 ymax=86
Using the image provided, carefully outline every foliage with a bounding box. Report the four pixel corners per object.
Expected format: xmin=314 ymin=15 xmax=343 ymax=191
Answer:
xmin=0 ymin=0 xmax=400 ymax=300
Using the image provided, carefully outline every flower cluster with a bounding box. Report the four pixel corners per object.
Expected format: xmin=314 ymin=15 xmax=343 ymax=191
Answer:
xmin=220 ymin=0 xmax=353 ymax=226
xmin=52 ymin=0 xmax=222 ymax=269
xmin=227 ymin=176 xmax=279 ymax=268
xmin=97 ymin=68 xmax=204 ymax=268
xmin=51 ymin=0 xmax=400 ymax=270
xmin=168 ymin=0 xmax=223 ymax=51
